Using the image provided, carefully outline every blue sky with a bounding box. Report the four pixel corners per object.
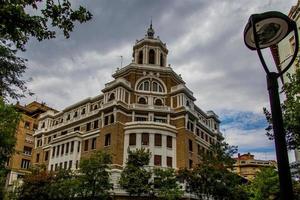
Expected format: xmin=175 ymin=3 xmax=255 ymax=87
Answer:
xmin=19 ymin=0 xmax=297 ymax=161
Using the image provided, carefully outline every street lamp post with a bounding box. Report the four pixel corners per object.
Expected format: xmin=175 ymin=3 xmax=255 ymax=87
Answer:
xmin=244 ymin=11 xmax=299 ymax=200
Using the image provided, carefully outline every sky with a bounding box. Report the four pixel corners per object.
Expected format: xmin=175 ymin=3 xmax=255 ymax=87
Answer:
xmin=19 ymin=0 xmax=297 ymax=161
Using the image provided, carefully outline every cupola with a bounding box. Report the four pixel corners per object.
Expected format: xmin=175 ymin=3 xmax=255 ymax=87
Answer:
xmin=132 ymin=22 xmax=168 ymax=67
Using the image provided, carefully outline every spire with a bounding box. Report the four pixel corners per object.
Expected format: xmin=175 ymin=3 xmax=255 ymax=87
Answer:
xmin=147 ymin=19 xmax=155 ymax=38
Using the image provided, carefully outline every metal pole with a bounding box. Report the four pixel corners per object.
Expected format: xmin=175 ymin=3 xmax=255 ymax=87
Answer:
xmin=267 ymin=72 xmax=294 ymax=200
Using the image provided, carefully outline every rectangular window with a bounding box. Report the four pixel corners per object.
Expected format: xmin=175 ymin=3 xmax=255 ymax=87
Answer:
xmin=77 ymin=141 xmax=81 ymax=152
xmin=23 ymin=146 xmax=32 ymax=156
xmin=64 ymin=161 xmax=68 ymax=169
xmin=92 ymin=138 xmax=96 ymax=149
xmin=155 ymin=134 xmax=162 ymax=146
xmin=84 ymin=140 xmax=89 ymax=151
xmin=56 ymin=145 xmax=60 ymax=157
xmin=36 ymin=153 xmax=40 ymax=163
xmin=71 ymin=141 xmax=74 ymax=153
xmin=110 ymin=114 xmax=114 ymax=123
xmin=55 ymin=163 xmax=58 ymax=171
xmin=59 ymin=162 xmax=62 ymax=169
xmin=201 ymin=131 xmax=204 ymax=139
xmin=50 ymin=164 xmax=53 ymax=171
xmin=104 ymin=116 xmax=109 ymax=125
xmin=205 ymin=135 xmax=208 ymax=142
xmin=76 ymin=160 xmax=79 ymax=169
xmin=52 ymin=146 xmax=55 ymax=158
xmin=94 ymin=120 xmax=99 ymax=129
xmin=196 ymin=128 xmax=200 ymax=136
xmin=61 ymin=130 xmax=67 ymax=135
xmin=61 ymin=144 xmax=64 ymax=155
xmin=69 ymin=160 xmax=72 ymax=169
xmin=47 ymin=136 xmax=51 ymax=144
xmin=45 ymin=151 xmax=49 ymax=161
xmin=154 ymin=155 xmax=162 ymax=166
xmin=198 ymin=144 xmax=201 ymax=155
xmin=86 ymin=122 xmax=91 ymax=131
xmin=189 ymin=159 xmax=193 ymax=169
xmin=24 ymin=121 xmax=30 ymax=129
xmin=167 ymin=156 xmax=172 ymax=167
xmin=141 ymin=133 xmax=149 ymax=145
xmin=105 ymin=134 xmax=111 ymax=146
xmin=74 ymin=126 xmax=80 ymax=131
xmin=129 ymin=133 xmax=136 ymax=145
xmin=167 ymin=136 xmax=172 ymax=148
xmin=66 ymin=142 xmax=69 ymax=154
xmin=189 ymin=139 xmax=193 ymax=152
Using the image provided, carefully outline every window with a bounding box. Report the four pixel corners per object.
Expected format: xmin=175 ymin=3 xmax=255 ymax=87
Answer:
xmin=201 ymin=131 xmax=204 ymax=139
xmin=149 ymin=49 xmax=155 ymax=64
xmin=52 ymin=147 xmax=55 ymax=158
xmin=141 ymin=133 xmax=149 ymax=145
xmin=66 ymin=142 xmax=69 ymax=154
xmin=23 ymin=146 xmax=32 ymax=156
xmin=92 ymin=138 xmax=97 ymax=149
xmin=45 ymin=151 xmax=49 ymax=161
xmin=129 ymin=133 xmax=136 ymax=146
xmin=138 ymin=50 xmax=143 ymax=64
xmin=64 ymin=161 xmax=68 ymax=169
xmin=61 ymin=130 xmax=67 ymax=135
xmin=197 ymin=144 xmax=201 ymax=155
xmin=74 ymin=111 xmax=78 ymax=118
xmin=138 ymin=97 xmax=147 ymax=104
xmin=47 ymin=136 xmax=51 ymax=144
xmin=86 ymin=122 xmax=91 ymax=131
xmin=109 ymin=93 xmax=115 ymax=101
xmin=189 ymin=159 xmax=193 ymax=169
xmin=61 ymin=144 xmax=64 ymax=155
xmin=155 ymin=134 xmax=162 ymax=146
xmin=56 ymin=145 xmax=60 ymax=157
xmin=24 ymin=121 xmax=30 ymax=129
xmin=104 ymin=116 xmax=109 ymax=125
xmin=94 ymin=120 xmax=99 ymax=129
xmin=36 ymin=153 xmax=40 ymax=162
xmin=136 ymin=116 xmax=147 ymax=121
xmin=196 ymin=128 xmax=200 ymax=136
xmin=55 ymin=163 xmax=58 ymax=171
xmin=160 ymin=53 xmax=164 ymax=67
xmin=167 ymin=157 xmax=172 ymax=167
xmin=74 ymin=126 xmax=80 ymax=131
xmin=205 ymin=134 xmax=208 ymax=142
xmin=21 ymin=159 xmax=30 ymax=169
xmin=81 ymin=108 xmax=86 ymax=115
xmin=77 ymin=141 xmax=81 ymax=152
xmin=154 ymin=99 xmax=163 ymax=106
xmin=137 ymin=79 xmax=164 ymax=93
xmin=67 ymin=114 xmax=70 ymax=120
xmin=189 ymin=139 xmax=193 ymax=152
xmin=59 ymin=162 xmax=62 ymax=169
xmin=41 ymin=122 xmax=45 ymax=128
xmin=110 ymin=114 xmax=114 ymax=123
xmin=105 ymin=134 xmax=111 ymax=146
xmin=69 ymin=160 xmax=72 ymax=169
xmin=71 ymin=141 xmax=74 ymax=153
xmin=76 ymin=160 xmax=79 ymax=169
xmin=50 ymin=165 xmax=53 ymax=171
xmin=154 ymin=155 xmax=162 ymax=166
xmin=84 ymin=140 xmax=89 ymax=151
xmin=167 ymin=136 xmax=172 ymax=148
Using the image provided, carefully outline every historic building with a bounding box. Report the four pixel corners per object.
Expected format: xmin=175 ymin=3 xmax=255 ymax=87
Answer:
xmin=6 ymin=101 xmax=54 ymax=186
xmin=33 ymin=24 xmax=221 ymax=184
xmin=231 ymin=153 xmax=277 ymax=181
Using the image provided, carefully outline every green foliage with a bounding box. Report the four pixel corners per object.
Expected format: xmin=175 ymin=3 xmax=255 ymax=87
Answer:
xmin=77 ymin=151 xmax=113 ymax=200
xmin=264 ymin=68 xmax=300 ymax=149
xmin=246 ymin=168 xmax=280 ymax=200
xmin=0 ymin=99 xmax=20 ymax=168
xmin=119 ymin=148 xmax=152 ymax=197
xmin=0 ymin=0 xmax=92 ymax=100
xmin=153 ymin=168 xmax=183 ymax=200
xmin=178 ymin=140 xmax=248 ymax=200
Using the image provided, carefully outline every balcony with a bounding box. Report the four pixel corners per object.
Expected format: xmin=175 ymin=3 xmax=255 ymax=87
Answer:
xmin=130 ymin=104 xmax=171 ymax=112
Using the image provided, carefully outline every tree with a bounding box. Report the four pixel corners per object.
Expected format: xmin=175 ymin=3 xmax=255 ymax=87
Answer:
xmin=0 ymin=99 xmax=21 ymax=197
xmin=264 ymin=68 xmax=300 ymax=149
xmin=119 ymin=148 xmax=152 ymax=198
xmin=246 ymin=168 xmax=280 ymax=200
xmin=0 ymin=0 xmax=92 ymax=100
xmin=152 ymin=168 xmax=183 ymax=200
xmin=77 ymin=151 xmax=113 ymax=200
xmin=178 ymin=140 xmax=249 ymax=200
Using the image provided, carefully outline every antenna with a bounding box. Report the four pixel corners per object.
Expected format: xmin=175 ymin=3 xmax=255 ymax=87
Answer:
xmin=120 ymin=56 xmax=123 ymax=68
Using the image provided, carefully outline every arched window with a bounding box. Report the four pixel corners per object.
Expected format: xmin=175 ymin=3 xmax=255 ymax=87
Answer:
xmin=149 ymin=49 xmax=155 ymax=64
xmin=109 ymin=93 xmax=115 ymax=101
xmin=138 ymin=51 xmax=143 ymax=64
xmin=160 ymin=53 xmax=164 ymax=67
xmin=137 ymin=79 xmax=165 ymax=93
xmin=138 ymin=97 xmax=147 ymax=104
xmin=94 ymin=104 xmax=98 ymax=110
xmin=154 ymin=99 xmax=163 ymax=106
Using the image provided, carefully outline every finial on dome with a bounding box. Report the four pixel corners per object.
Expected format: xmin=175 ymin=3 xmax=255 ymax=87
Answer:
xmin=147 ymin=18 xmax=155 ymax=38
